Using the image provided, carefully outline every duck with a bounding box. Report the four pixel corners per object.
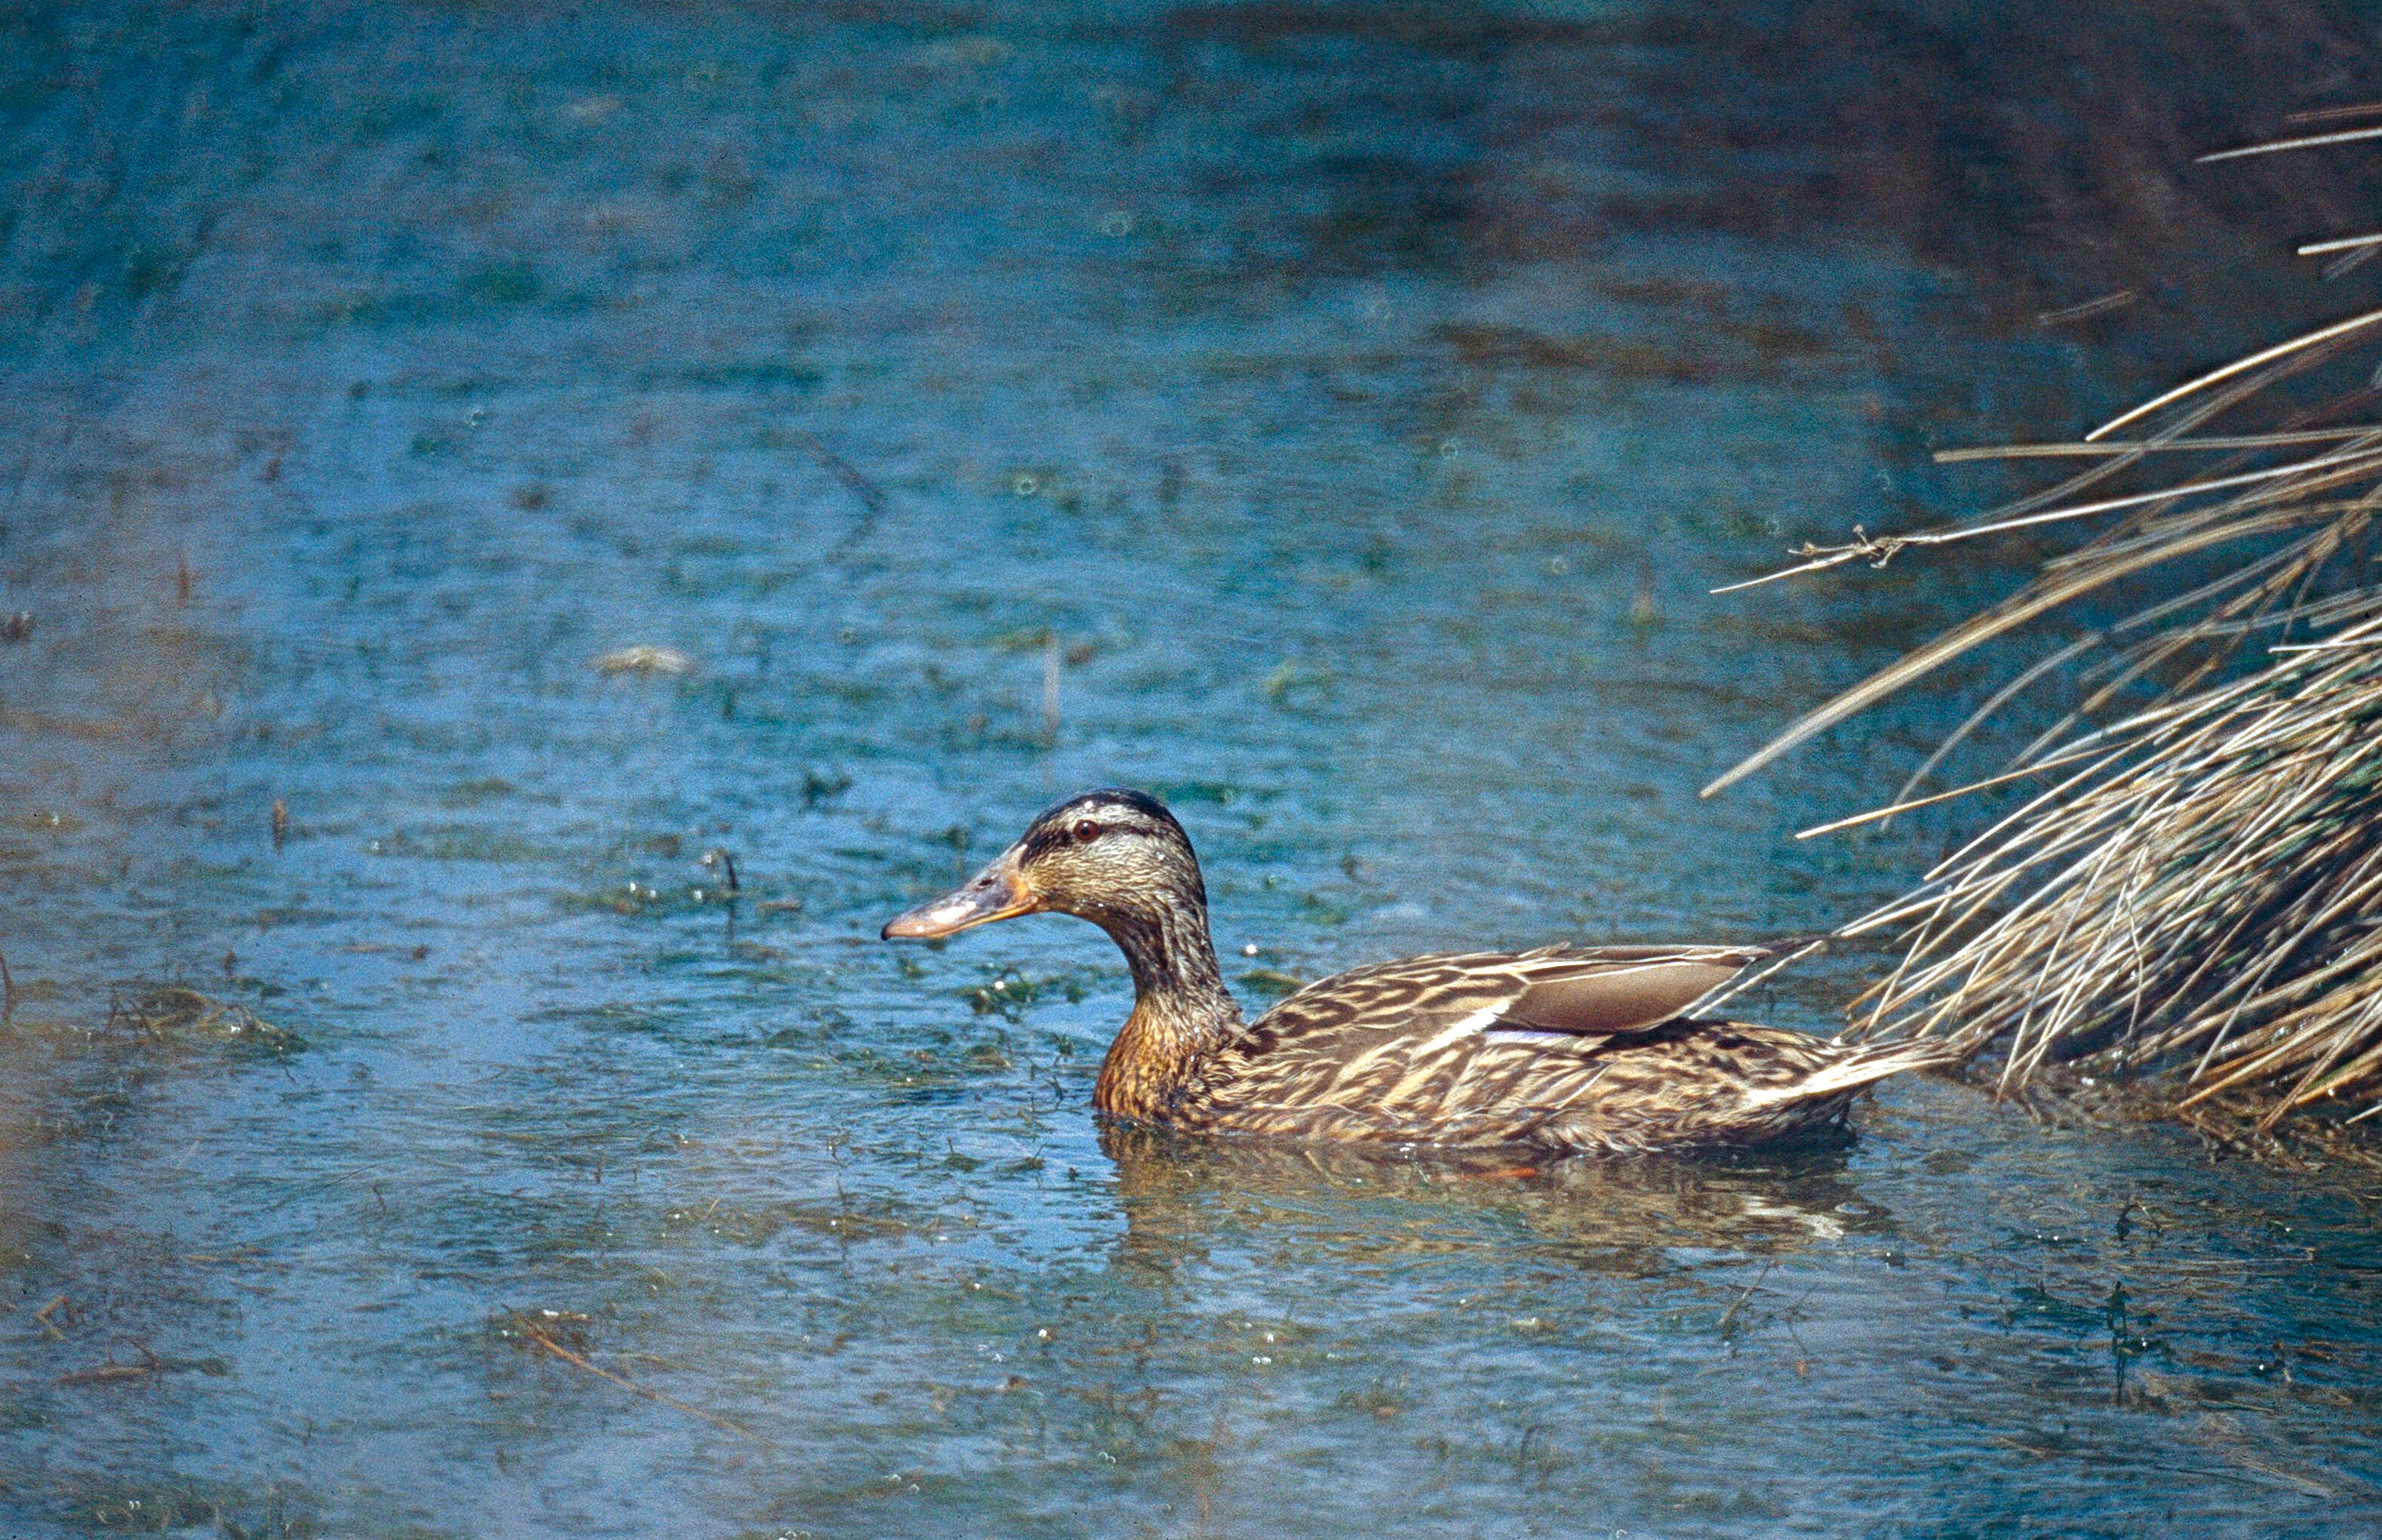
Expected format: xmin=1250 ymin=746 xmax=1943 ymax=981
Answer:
xmin=881 ymin=788 xmax=1954 ymax=1154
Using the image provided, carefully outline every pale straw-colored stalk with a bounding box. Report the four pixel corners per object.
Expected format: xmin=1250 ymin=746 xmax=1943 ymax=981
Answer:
xmin=1715 ymin=304 xmax=2382 ymax=1127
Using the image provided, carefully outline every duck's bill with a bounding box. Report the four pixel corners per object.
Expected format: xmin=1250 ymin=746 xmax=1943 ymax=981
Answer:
xmin=881 ymin=852 xmax=1039 ymax=940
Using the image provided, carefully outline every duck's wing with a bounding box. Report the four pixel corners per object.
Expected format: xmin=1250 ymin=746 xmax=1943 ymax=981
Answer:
xmin=1183 ymin=943 xmax=1804 ymax=1142
xmin=1240 ymin=943 xmax=1778 ymax=1056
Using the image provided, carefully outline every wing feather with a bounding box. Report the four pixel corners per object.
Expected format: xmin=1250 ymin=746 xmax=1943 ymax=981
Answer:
xmin=1238 ymin=943 xmax=1775 ymax=1065
xmin=1496 ymin=955 xmax=1750 ymax=1036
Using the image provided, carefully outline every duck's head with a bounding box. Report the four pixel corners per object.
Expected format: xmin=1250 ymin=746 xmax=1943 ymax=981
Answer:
xmin=881 ymin=787 xmax=1205 ymax=942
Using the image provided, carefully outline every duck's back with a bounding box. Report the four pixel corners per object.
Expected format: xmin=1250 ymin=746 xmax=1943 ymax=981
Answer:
xmin=1166 ymin=944 xmax=1876 ymax=1151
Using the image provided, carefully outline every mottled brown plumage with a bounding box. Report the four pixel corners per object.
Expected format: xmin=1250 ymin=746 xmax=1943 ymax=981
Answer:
xmin=884 ymin=788 xmax=1953 ymax=1154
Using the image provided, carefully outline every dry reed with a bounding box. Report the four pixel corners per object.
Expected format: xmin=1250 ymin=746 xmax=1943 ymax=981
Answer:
xmin=1713 ymin=290 xmax=2382 ymax=1129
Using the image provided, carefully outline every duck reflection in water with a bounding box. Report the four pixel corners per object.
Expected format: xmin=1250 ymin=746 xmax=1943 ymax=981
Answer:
xmin=1093 ymin=1125 xmax=1889 ymax=1281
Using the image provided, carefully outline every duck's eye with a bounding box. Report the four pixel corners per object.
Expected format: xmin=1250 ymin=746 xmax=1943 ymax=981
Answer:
xmin=1071 ymin=819 xmax=1102 ymax=844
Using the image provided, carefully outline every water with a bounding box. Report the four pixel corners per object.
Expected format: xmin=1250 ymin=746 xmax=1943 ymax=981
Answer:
xmin=4 ymin=3 xmax=2381 ymax=1535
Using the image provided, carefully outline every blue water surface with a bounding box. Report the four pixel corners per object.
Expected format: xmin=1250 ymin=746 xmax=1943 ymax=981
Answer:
xmin=2 ymin=3 xmax=2380 ymax=1536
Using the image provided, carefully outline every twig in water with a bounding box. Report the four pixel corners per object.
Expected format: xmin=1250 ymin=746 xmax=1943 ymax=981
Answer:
xmin=796 ymin=431 xmax=890 ymax=558
xmin=2037 ymin=290 xmax=2137 ymax=327
xmin=1717 ymin=1262 xmax=1772 ymax=1337
xmin=2199 ymin=124 xmax=2382 ymax=162
xmin=57 ymin=1340 xmax=162 ymax=1386
xmin=700 ymin=848 xmax=739 ymax=893
xmin=2285 ymin=102 xmax=2382 ymax=126
xmin=506 ymin=1308 xmax=751 ymax=1437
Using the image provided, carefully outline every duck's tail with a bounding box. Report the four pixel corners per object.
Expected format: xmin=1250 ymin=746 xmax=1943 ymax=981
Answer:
xmin=1740 ymin=1035 xmax=1968 ymax=1111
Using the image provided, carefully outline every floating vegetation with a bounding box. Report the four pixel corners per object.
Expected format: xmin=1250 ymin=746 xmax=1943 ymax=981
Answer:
xmin=1238 ymin=967 xmax=1306 ymax=997
xmin=372 ymin=826 xmax=553 ymax=863
xmin=1260 ymin=659 xmax=1332 ymax=704
xmin=103 ymin=985 xmax=306 ymax=1056
xmin=800 ymin=767 xmax=853 ymax=807
xmin=439 ymin=773 xmax=527 ymax=807
xmin=63 ymin=1474 xmax=318 ymax=1536
xmin=659 ymin=1194 xmax=915 ymax=1246
xmin=496 ymin=1307 xmax=749 ymax=1437
xmin=1718 ymin=281 xmax=2382 ymax=1133
xmin=963 ymin=968 xmax=1088 ymax=1019
xmin=555 ymin=877 xmax=735 ymax=918
xmin=593 ymin=644 xmax=696 ymax=675
xmin=55 ymin=1341 xmax=232 ymax=1387
xmin=1296 ymin=893 xmax=1349 ymax=926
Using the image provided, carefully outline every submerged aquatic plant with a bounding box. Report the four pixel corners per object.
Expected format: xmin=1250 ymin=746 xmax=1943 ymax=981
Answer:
xmin=1712 ymin=293 xmax=2382 ymax=1130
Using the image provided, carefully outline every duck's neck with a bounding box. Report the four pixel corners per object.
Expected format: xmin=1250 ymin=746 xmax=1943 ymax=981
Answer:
xmin=1090 ymin=897 xmax=1242 ymax=1123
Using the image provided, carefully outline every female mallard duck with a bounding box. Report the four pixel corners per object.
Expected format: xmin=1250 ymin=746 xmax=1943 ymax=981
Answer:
xmin=883 ymin=788 xmax=1952 ymax=1154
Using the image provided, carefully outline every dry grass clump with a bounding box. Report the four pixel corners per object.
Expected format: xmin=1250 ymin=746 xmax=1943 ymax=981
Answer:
xmin=1846 ymin=616 xmax=2382 ymax=1127
xmin=1712 ymin=289 xmax=2382 ymax=1130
